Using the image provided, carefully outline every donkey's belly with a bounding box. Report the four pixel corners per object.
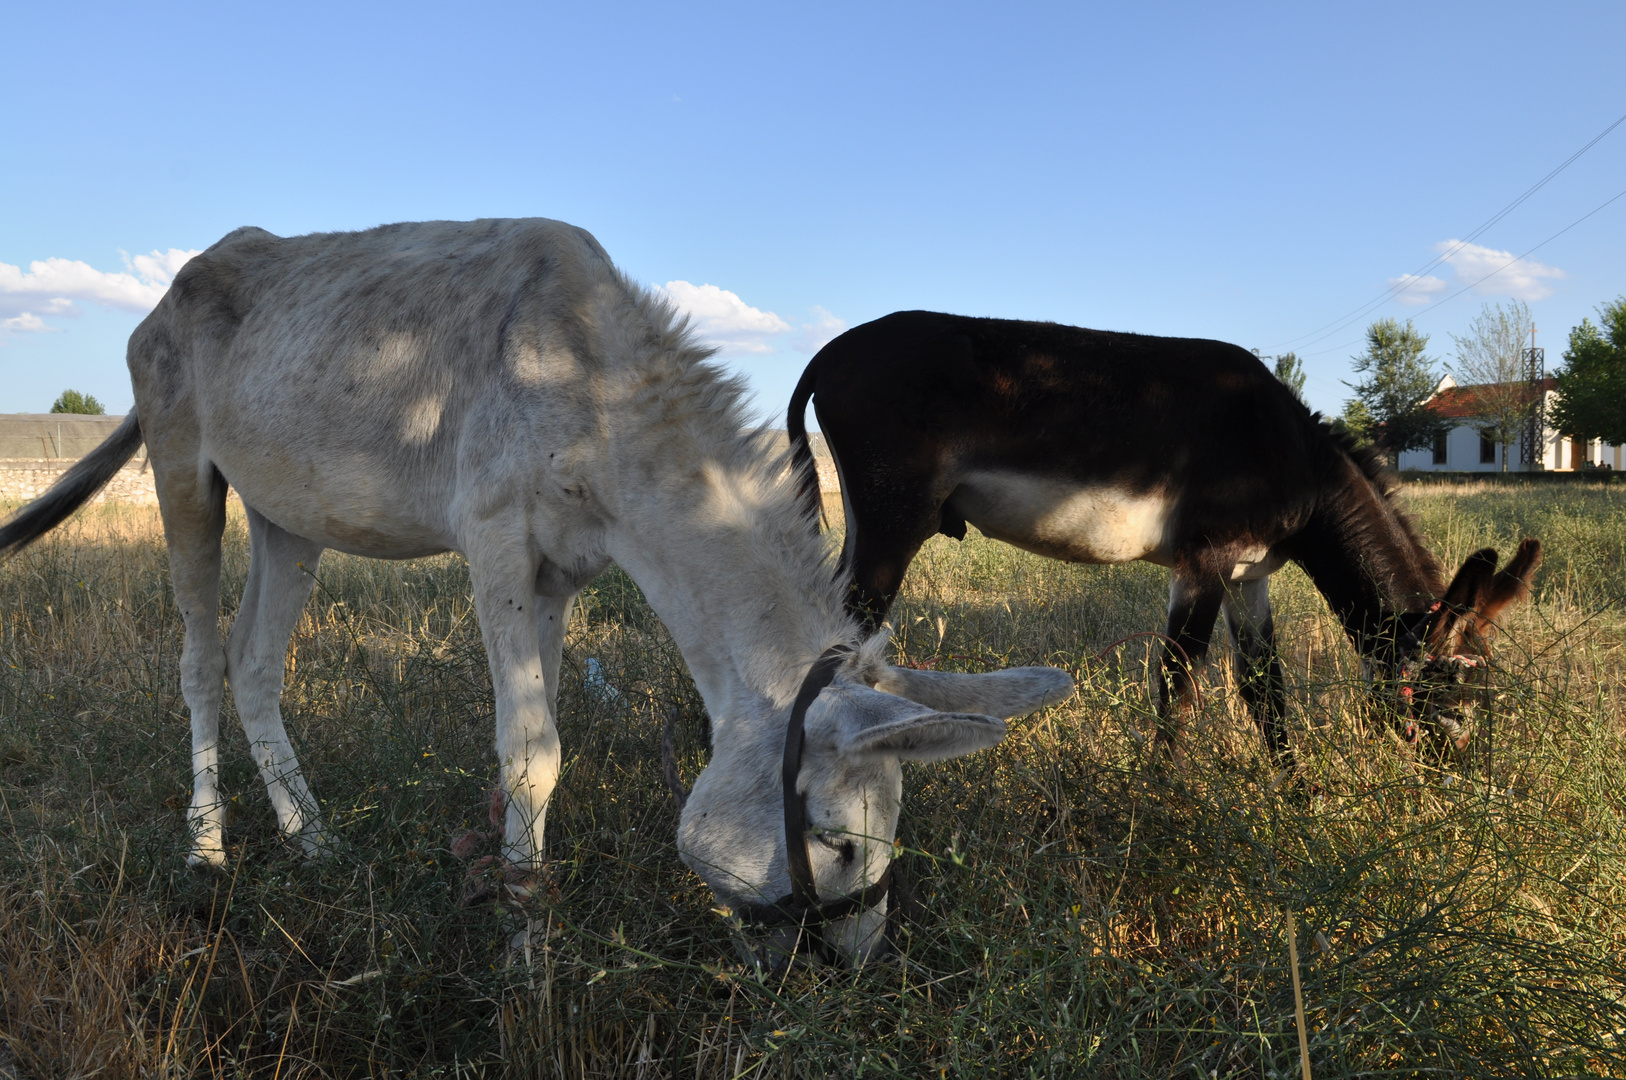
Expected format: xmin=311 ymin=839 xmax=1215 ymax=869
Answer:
xmin=947 ymin=472 xmax=1173 ymax=565
xmin=213 ymin=450 xmax=455 ymax=560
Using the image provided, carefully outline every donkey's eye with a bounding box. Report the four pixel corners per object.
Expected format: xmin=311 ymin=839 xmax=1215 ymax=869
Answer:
xmin=815 ymin=832 xmax=857 ymax=864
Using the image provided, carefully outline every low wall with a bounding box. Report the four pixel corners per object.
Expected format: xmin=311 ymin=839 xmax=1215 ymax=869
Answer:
xmin=0 ymin=431 xmax=840 ymax=508
xmin=0 ymin=459 xmax=158 ymax=505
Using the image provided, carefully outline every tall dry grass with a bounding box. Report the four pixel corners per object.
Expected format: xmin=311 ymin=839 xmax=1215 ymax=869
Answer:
xmin=0 ymin=480 xmax=1623 ymax=1077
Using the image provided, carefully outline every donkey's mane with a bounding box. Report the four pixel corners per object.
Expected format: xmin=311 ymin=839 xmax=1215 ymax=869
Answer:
xmin=606 ymin=274 xmax=855 ymax=698
xmin=1315 ymin=415 xmax=1446 ymax=598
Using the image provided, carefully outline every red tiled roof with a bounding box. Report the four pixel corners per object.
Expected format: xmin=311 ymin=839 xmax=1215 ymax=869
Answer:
xmin=1427 ymin=378 xmax=1555 ymax=419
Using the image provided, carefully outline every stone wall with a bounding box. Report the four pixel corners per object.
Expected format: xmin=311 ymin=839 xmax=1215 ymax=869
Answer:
xmin=0 ymin=459 xmax=157 ymax=505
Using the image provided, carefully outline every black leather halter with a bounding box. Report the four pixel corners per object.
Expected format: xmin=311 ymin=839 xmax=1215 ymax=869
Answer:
xmin=731 ymin=643 xmax=897 ymax=934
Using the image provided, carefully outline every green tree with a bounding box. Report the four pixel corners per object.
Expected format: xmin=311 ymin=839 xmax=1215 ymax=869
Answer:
xmin=1551 ymin=297 xmax=1626 ymax=446
xmin=1344 ymin=318 xmax=1448 ymax=464
xmin=1449 ymin=301 xmax=1536 ymax=472
xmin=1332 ymin=397 xmax=1376 ymax=448
xmin=1273 ymin=352 xmax=1307 ymax=402
xmin=50 ymin=389 xmax=105 ymax=414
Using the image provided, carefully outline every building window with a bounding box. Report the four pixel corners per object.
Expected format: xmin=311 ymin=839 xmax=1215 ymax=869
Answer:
xmin=1432 ymin=432 xmax=1448 ymax=465
xmin=1479 ymin=434 xmax=1496 ymax=464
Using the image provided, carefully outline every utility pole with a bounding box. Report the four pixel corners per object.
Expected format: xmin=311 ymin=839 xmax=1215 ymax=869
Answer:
xmin=1521 ymin=325 xmax=1545 ymax=470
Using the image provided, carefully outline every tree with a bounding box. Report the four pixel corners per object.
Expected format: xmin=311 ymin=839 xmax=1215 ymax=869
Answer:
xmin=1335 ymin=398 xmax=1376 ymax=447
xmin=50 ymin=389 xmax=105 ymax=414
xmin=1448 ymin=301 xmax=1536 ymax=472
xmin=1551 ymin=297 xmax=1626 ymax=446
xmin=1251 ymin=348 xmax=1307 ymax=402
xmin=1344 ymin=318 xmax=1448 ymax=464
xmin=1273 ymin=352 xmax=1307 ymax=402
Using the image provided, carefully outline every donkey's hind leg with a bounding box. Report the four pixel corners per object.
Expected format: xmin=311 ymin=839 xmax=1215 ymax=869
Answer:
xmin=1155 ymin=570 xmax=1223 ymax=756
xmin=840 ymin=491 xmax=954 ymax=632
xmin=1222 ymin=577 xmax=1292 ymax=765
xmin=156 ymin=464 xmax=231 ymax=866
xmin=226 ymin=507 xmax=327 ymax=855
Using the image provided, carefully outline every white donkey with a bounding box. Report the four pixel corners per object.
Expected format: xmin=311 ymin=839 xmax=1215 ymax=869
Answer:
xmin=0 ymin=219 xmax=1071 ymax=963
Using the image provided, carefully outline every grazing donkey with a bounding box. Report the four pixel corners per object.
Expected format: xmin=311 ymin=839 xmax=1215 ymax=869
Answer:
xmin=788 ymin=310 xmax=1541 ymax=761
xmin=0 ymin=223 xmax=1071 ymax=964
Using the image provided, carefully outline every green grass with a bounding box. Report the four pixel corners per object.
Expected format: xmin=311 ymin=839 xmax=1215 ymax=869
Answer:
xmin=1 ymin=482 xmax=1624 ymax=1077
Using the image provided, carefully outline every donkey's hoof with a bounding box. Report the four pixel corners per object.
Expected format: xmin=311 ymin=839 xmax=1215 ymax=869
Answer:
xmin=459 ymin=857 xmax=553 ymax=908
xmin=508 ymin=922 xmax=535 ymax=958
xmin=186 ymin=847 xmax=227 ymax=870
xmin=282 ymin=832 xmax=331 ymax=860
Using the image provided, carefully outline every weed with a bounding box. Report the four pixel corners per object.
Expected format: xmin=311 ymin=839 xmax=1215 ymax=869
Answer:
xmin=1 ymin=484 xmax=1623 ymax=1077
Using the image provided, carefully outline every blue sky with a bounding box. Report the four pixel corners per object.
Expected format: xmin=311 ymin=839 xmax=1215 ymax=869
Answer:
xmin=4 ymin=2 xmax=1624 ymax=424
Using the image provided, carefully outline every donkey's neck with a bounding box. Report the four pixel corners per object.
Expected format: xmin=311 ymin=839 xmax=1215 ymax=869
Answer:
xmin=607 ymin=435 xmax=852 ymax=733
xmin=583 ymin=294 xmax=854 ymax=741
xmin=1290 ymin=453 xmax=1444 ymax=671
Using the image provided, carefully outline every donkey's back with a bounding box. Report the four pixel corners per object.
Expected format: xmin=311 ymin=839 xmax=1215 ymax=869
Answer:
xmin=799 ymin=311 xmax=1314 ymax=481
xmin=791 ymin=310 xmax=1328 ymax=599
xmin=131 ymin=218 xmax=617 ymax=558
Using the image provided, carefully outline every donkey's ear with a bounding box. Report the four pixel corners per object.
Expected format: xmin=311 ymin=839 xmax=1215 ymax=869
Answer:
xmin=1490 ymin=538 xmax=1542 ymax=608
xmin=1460 ymin=538 xmax=1542 ymax=646
xmin=1428 ymin=548 xmax=1498 ymax=652
xmin=808 ymin=682 xmax=1008 ymax=763
xmin=838 ymin=706 xmax=1007 ymax=764
xmin=848 ymin=627 xmax=1072 ymax=718
xmin=869 ymin=665 xmax=1074 ymax=719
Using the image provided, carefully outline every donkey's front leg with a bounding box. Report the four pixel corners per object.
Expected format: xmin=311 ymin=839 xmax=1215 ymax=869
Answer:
xmin=1222 ymin=577 xmax=1292 ymax=765
xmin=1155 ymin=570 xmax=1223 ymax=756
xmin=469 ymin=547 xmax=563 ymax=870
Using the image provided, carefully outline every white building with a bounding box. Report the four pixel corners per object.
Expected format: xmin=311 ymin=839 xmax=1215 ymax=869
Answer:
xmin=1396 ymin=376 xmax=1622 ymax=473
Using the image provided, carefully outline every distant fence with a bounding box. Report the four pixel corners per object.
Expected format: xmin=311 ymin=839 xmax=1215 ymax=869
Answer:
xmin=0 ymin=414 xmax=156 ymax=506
xmin=0 ymin=418 xmax=839 ymax=507
xmin=0 ymin=414 xmax=143 ymax=460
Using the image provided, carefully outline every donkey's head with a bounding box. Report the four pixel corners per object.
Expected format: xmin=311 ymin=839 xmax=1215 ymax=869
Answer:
xmin=677 ymin=639 xmax=1072 ymax=968
xmin=1393 ymin=538 xmax=1541 ymax=750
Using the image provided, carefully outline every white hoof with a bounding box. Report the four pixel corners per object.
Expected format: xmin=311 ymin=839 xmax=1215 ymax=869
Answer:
xmin=187 ymin=845 xmax=227 ymax=869
xmin=293 ymin=824 xmax=330 ymax=859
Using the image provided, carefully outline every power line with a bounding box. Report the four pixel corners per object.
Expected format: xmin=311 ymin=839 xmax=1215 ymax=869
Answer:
xmin=1293 ymin=180 xmax=1626 ymax=371
xmin=1274 ymin=109 xmax=1626 ymax=352
xmin=1388 ymin=181 xmax=1626 ymax=322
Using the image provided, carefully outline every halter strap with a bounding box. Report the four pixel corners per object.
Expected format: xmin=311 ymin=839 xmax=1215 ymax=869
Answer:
xmin=730 ymin=642 xmax=900 ymax=940
xmin=782 ymin=644 xmax=852 ymax=908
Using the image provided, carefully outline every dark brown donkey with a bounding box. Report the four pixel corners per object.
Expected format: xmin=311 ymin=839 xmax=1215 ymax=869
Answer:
xmin=788 ymin=310 xmax=1541 ymax=761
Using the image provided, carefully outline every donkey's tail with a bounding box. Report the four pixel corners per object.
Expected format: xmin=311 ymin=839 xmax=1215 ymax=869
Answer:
xmin=787 ymin=359 xmax=825 ymax=530
xmin=0 ymin=413 xmax=144 ymax=560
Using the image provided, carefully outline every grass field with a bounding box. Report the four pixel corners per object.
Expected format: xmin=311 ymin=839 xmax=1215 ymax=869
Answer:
xmin=1 ymin=481 xmax=1625 ymax=1078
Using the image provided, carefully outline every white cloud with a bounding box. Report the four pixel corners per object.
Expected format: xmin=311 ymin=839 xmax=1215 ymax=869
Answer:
xmin=793 ymin=305 xmax=848 ymax=354
xmin=1 ymin=312 xmax=52 ymax=333
xmin=125 ymin=248 xmax=196 ymax=286
xmin=0 ymin=247 xmax=201 ymax=333
xmin=654 ymin=281 xmax=849 ymax=358
xmin=656 ymin=280 xmax=792 ymax=355
xmin=1432 ymin=239 xmax=1565 ymax=301
xmin=1389 ymin=273 xmax=1450 ymax=305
